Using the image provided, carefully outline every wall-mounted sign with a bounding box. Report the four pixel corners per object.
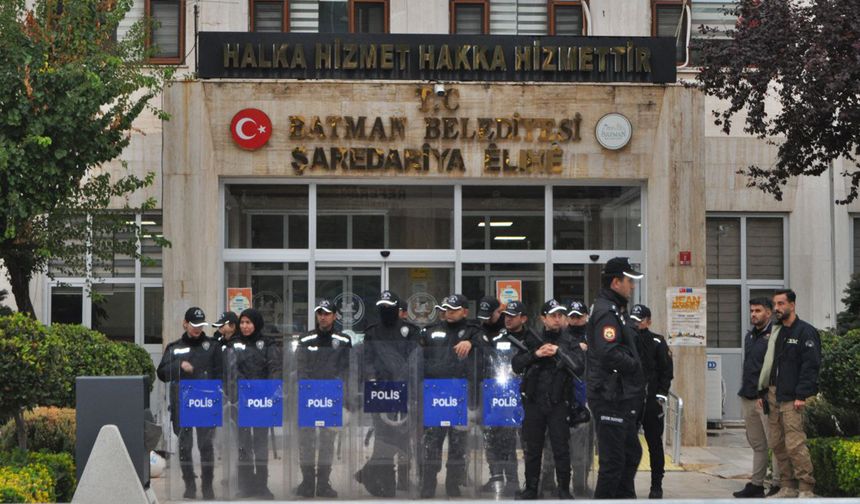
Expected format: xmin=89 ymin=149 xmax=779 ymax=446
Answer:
xmin=199 ymin=33 xmax=677 ymax=84
xmin=227 ymin=287 xmax=253 ymax=313
xmin=679 ymin=251 xmax=692 ymax=266
xmin=496 ymin=280 xmax=522 ymax=305
xmin=666 ymin=287 xmax=706 ymax=346
xmin=595 ymin=113 xmax=632 ymax=150
xmin=230 ymin=109 xmax=272 ymax=150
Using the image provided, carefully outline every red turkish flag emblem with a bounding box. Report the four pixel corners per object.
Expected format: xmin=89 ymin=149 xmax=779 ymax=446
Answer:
xmin=230 ymin=108 xmax=272 ymax=150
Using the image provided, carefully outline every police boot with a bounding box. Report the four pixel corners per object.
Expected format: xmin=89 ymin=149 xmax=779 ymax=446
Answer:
xmin=182 ymin=477 xmax=197 ymax=499
xmin=296 ymin=466 xmax=316 ymax=498
xmin=316 ymin=466 xmax=338 ymax=498
xmin=445 ymin=478 xmax=462 ymax=497
xmin=515 ymin=479 xmax=540 ymax=500
xmin=236 ymin=466 xmax=254 ymax=498
xmin=556 ymin=480 xmax=574 ymax=499
xmin=419 ymin=472 xmax=437 ymax=499
xmin=481 ymin=475 xmax=504 ymax=494
xmin=256 ymin=467 xmax=274 ymax=500
xmin=201 ymin=465 xmax=215 ymax=500
xmin=397 ymin=460 xmax=410 ymax=491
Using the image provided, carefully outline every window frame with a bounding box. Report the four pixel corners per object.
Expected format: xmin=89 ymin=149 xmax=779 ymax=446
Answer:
xmin=145 ymin=0 xmax=186 ymax=65
xmin=548 ymin=0 xmax=588 ymax=36
xmin=449 ymin=0 xmax=490 ymax=35
xmin=705 ymin=213 xmax=789 ymax=347
xmin=651 ymin=0 xmax=691 ymax=67
xmin=250 ymin=0 xmax=290 ymax=32
xmin=349 ymin=0 xmax=390 ymax=33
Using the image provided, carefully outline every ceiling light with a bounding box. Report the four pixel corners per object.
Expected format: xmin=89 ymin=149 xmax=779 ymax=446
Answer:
xmin=494 ymin=236 xmax=527 ymax=241
xmin=478 ymin=221 xmax=513 ymax=227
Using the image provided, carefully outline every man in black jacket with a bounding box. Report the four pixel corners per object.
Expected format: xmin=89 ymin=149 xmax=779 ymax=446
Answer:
xmin=761 ymin=289 xmax=820 ymax=498
xmin=733 ymin=298 xmax=781 ymax=498
xmin=296 ymin=299 xmax=352 ymax=498
xmin=355 ymin=291 xmax=421 ymax=497
xmin=630 ymin=304 xmax=674 ymax=499
xmin=156 ymin=307 xmax=219 ymax=500
xmin=586 ymin=257 xmax=645 ymax=499
xmin=419 ymin=294 xmax=486 ymax=498
xmin=512 ymin=299 xmax=585 ymax=500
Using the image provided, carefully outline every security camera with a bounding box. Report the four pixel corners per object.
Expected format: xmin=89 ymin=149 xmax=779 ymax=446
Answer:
xmin=380 ymin=250 xmax=391 ymax=258
xmin=589 ymin=254 xmax=600 ymax=262
xmin=433 ymin=83 xmax=445 ymax=96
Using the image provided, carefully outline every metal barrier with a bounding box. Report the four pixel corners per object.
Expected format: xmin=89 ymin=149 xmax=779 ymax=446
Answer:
xmin=663 ymin=390 xmax=684 ymax=466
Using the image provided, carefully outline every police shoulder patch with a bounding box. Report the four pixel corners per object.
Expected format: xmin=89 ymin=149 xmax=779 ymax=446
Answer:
xmin=203 ymin=341 xmax=210 ymax=351
xmin=458 ymin=329 xmax=466 ymax=339
xmin=401 ymin=325 xmax=410 ymax=337
xmin=256 ymin=339 xmax=265 ymax=350
xmin=602 ymin=326 xmax=617 ymax=342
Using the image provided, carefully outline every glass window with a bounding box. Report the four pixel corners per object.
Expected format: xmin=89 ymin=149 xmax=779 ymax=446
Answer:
xmin=552 ymin=263 xmax=604 ymax=306
xmin=746 ymin=218 xmax=783 ymax=280
xmin=51 ymin=287 xmax=83 ymax=325
xmin=319 ymin=0 xmax=349 ymax=32
xmin=553 ymin=4 xmax=583 ymax=35
xmin=553 ymin=186 xmax=641 ymax=250
xmin=315 ymin=265 xmax=381 ymax=342
xmin=706 ymin=285 xmax=741 ymax=348
xmin=689 ymin=0 xmax=735 ymax=66
xmin=226 ymin=185 xmax=309 ymax=248
xmin=226 ymin=262 xmax=309 ymax=337
xmin=462 ymin=263 xmax=544 ymax=329
xmin=453 ymin=3 xmax=486 ymax=34
xmin=91 ymin=214 xmax=136 ymax=278
xmin=655 ymin=4 xmax=687 ymax=64
xmin=253 ymin=0 xmax=285 ymax=31
xmin=317 ymin=186 xmax=453 ymax=249
xmin=354 ymin=1 xmax=385 ymax=33
xmin=91 ymin=284 xmax=136 ymax=343
xmin=149 ymin=0 xmax=182 ymax=59
xmin=388 ymin=267 xmax=453 ymax=328
xmin=463 ymin=186 xmax=543 ymax=250
xmin=141 ymin=214 xmax=164 ymax=278
xmin=706 ymin=217 xmax=740 ymax=279
xmin=144 ymin=287 xmax=164 ymax=345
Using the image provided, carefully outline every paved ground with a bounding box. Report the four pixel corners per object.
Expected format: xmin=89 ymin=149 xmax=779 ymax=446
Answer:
xmin=153 ymin=427 xmax=772 ymax=502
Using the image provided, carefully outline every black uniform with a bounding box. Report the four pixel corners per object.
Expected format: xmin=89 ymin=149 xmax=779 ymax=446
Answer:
xmin=296 ymin=326 xmax=352 ymax=497
xmin=156 ymin=331 xmax=219 ymax=493
xmin=419 ymin=317 xmax=486 ymax=497
xmin=739 ymin=322 xmax=773 ymax=401
xmin=512 ymin=326 xmax=585 ymax=496
xmin=768 ymin=318 xmax=820 ymax=402
xmin=637 ymin=327 xmax=674 ymax=492
xmin=565 ymin=323 xmax=593 ymax=496
xmin=481 ymin=322 xmax=521 ymax=495
xmin=355 ymin=317 xmax=421 ymax=497
xmin=232 ymin=309 xmax=282 ymax=498
xmin=586 ymin=288 xmax=646 ymax=499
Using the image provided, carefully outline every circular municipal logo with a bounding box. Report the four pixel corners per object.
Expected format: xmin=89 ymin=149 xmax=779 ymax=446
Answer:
xmin=334 ymin=292 xmax=365 ymax=326
xmin=406 ymin=292 xmax=439 ymax=326
xmin=230 ymin=108 xmax=273 ymax=150
xmin=595 ymin=112 xmax=632 ymax=150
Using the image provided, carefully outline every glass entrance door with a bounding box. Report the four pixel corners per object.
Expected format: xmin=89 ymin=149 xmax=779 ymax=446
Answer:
xmin=314 ymin=263 xmax=454 ymax=343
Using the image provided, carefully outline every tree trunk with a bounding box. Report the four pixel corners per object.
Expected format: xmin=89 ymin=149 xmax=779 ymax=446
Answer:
xmin=14 ymin=408 xmax=27 ymax=451
xmin=6 ymin=258 xmax=35 ymax=318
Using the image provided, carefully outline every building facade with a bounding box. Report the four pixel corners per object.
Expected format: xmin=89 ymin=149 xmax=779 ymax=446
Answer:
xmin=5 ymin=0 xmax=857 ymax=445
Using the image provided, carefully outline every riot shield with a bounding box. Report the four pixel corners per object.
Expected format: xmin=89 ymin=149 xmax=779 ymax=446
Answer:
xmin=352 ymin=340 xmax=422 ymax=498
xmin=162 ymin=374 xmax=223 ymax=501
xmin=475 ymin=345 xmax=524 ymax=498
xmin=284 ymin=338 xmax=354 ymax=499
xmin=418 ymin=339 xmax=480 ymax=499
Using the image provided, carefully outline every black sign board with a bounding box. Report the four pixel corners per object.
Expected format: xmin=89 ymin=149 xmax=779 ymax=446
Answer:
xmin=198 ymin=33 xmax=677 ymax=84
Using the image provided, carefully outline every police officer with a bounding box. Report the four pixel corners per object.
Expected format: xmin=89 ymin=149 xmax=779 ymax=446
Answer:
xmin=156 ymin=307 xmax=219 ymax=500
xmin=513 ymin=299 xmax=585 ymax=500
xmin=478 ymin=296 xmax=519 ymax=495
xmin=587 ymin=257 xmax=646 ymax=499
xmin=630 ymin=304 xmax=674 ymax=499
xmin=419 ymin=294 xmax=486 ymax=498
xmin=211 ymin=311 xmax=240 ymax=495
xmin=234 ymin=308 xmax=281 ymax=499
xmin=566 ymin=300 xmax=592 ymax=496
xmin=296 ymin=299 xmax=352 ymax=498
xmin=355 ymin=291 xmax=421 ymax=497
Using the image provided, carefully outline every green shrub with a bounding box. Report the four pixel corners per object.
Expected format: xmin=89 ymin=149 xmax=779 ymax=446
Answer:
xmin=818 ymin=330 xmax=860 ymax=412
xmin=0 ymin=314 xmax=66 ymax=450
xmin=0 ymin=463 xmax=54 ymax=503
xmin=804 ymin=396 xmax=860 ymax=438
xmin=48 ymin=324 xmax=155 ymax=407
xmin=0 ymin=407 xmax=75 ymax=455
xmin=0 ymin=449 xmax=75 ymax=502
xmin=807 ymin=437 xmax=860 ymax=497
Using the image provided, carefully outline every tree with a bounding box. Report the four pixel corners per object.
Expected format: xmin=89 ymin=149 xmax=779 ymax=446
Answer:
xmin=0 ymin=0 xmax=172 ymax=317
xmin=694 ymin=0 xmax=860 ymax=202
xmin=836 ymin=273 xmax=860 ymax=334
